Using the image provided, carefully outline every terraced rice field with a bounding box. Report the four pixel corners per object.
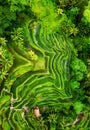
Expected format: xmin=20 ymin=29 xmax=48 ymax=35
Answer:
xmin=0 ymin=25 xmax=76 ymax=129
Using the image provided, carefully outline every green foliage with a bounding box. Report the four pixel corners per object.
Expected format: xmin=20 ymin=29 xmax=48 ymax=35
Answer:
xmin=0 ymin=37 xmax=13 ymax=83
xmin=70 ymin=57 xmax=87 ymax=87
xmin=58 ymin=0 xmax=88 ymax=9
xmin=70 ymin=57 xmax=87 ymax=95
xmin=28 ymin=50 xmax=38 ymax=61
xmin=82 ymin=1 xmax=90 ymax=23
xmin=8 ymin=0 xmax=30 ymax=12
xmin=0 ymin=5 xmax=16 ymax=35
xmin=70 ymin=57 xmax=87 ymax=72
xmin=73 ymin=101 xmax=85 ymax=114
xmin=11 ymin=28 xmax=25 ymax=49
xmin=58 ymin=13 xmax=78 ymax=36
xmin=70 ymin=80 xmax=80 ymax=89
xmin=30 ymin=0 xmax=62 ymax=34
xmin=73 ymin=71 xmax=84 ymax=81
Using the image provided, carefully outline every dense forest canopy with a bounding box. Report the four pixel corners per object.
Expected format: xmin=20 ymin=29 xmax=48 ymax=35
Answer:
xmin=0 ymin=0 xmax=90 ymax=129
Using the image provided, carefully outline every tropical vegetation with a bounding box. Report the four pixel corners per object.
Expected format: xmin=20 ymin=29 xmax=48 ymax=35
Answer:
xmin=0 ymin=0 xmax=90 ymax=129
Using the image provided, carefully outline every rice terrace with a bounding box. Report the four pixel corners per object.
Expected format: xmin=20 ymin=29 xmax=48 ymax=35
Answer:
xmin=0 ymin=0 xmax=90 ymax=130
